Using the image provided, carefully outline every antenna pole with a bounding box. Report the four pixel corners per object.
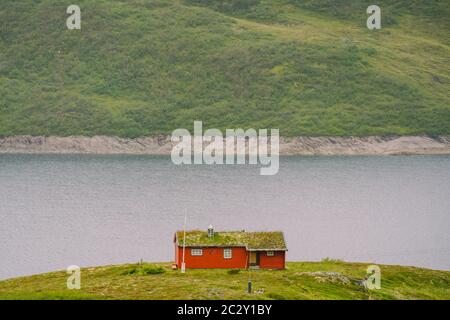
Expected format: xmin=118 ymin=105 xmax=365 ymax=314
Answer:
xmin=181 ymin=209 xmax=187 ymax=273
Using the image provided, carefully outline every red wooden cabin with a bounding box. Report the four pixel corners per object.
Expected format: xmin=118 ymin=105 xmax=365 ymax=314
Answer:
xmin=174 ymin=226 xmax=287 ymax=269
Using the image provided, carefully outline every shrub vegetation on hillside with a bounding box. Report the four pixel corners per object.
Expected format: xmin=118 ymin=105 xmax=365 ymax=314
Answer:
xmin=0 ymin=0 xmax=449 ymax=137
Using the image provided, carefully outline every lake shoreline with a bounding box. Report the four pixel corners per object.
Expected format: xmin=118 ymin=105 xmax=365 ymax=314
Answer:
xmin=1 ymin=135 xmax=450 ymax=156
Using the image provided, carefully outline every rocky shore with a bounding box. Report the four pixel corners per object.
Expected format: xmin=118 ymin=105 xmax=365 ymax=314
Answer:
xmin=1 ymin=135 xmax=450 ymax=155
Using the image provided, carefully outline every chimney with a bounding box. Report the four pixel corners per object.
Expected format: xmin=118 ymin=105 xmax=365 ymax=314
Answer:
xmin=207 ymin=225 xmax=214 ymax=237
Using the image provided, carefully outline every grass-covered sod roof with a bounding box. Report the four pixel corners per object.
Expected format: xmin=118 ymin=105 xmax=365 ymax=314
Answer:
xmin=176 ymin=230 xmax=287 ymax=250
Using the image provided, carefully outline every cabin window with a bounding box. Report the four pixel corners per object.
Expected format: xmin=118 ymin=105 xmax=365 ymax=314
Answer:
xmin=191 ymin=248 xmax=203 ymax=256
xmin=223 ymin=248 xmax=232 ymax=259
xmin=267 ymin=251 xmax=274 ymax=256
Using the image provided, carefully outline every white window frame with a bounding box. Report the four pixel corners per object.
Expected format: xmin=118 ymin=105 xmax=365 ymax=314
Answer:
xmin=223 ymin=248 xmax=232 ymax=259
xmin=191 ymin=248 xmax=203 ymax=256
xmin=267 ymin=251 xmax=274 ymax=256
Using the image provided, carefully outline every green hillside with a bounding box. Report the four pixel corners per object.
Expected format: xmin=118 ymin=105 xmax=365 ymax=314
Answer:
xmin=1 ymin=261 xmax=449 ymax=300
xmin=0 ymin=0 xmax=449 ymax=137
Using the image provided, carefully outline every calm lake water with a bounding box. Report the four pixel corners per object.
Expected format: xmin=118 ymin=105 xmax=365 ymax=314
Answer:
xmin=1 ymin=154 xmax=449 ymax=279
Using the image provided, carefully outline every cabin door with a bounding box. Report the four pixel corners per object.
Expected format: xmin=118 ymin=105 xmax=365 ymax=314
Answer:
xmin=249 ymin=252 xmax=259 ymax=266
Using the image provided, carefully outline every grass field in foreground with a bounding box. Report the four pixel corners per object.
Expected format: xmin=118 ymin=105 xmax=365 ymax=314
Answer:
xmin=1 ymin=261 xmax=449 ymax=300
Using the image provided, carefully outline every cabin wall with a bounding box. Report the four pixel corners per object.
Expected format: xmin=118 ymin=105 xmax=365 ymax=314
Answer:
xmin=175 ymin=246 xmax=286 ymax=269
xmin=259 ymin=251 xmax=285 ymax=269
xmin=174 ymin=242 xmax=179 ymax=266
xmin=176 ymin=247 xmax=248 ymax=269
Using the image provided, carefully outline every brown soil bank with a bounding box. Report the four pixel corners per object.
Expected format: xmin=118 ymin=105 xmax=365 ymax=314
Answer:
xmin=0 ymin=135 xmax=450 ymax=156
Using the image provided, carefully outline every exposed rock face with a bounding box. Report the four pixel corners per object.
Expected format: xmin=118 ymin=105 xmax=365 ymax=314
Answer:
xmin=295 ymin=272 xmax=353 ymax=285
xmin=279 ymin=136 xmax=450 ymax=155
xmin=0 ymin=136 xmax=173 ymax=154
xmin=0 ymin=135 xmax=449 ymax=155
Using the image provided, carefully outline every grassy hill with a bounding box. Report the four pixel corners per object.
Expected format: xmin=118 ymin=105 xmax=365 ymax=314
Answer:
xmin=1 ymin=261 xmax=449 ymax=300
xmin=0 ymin=0 xmax=449 ymax=137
